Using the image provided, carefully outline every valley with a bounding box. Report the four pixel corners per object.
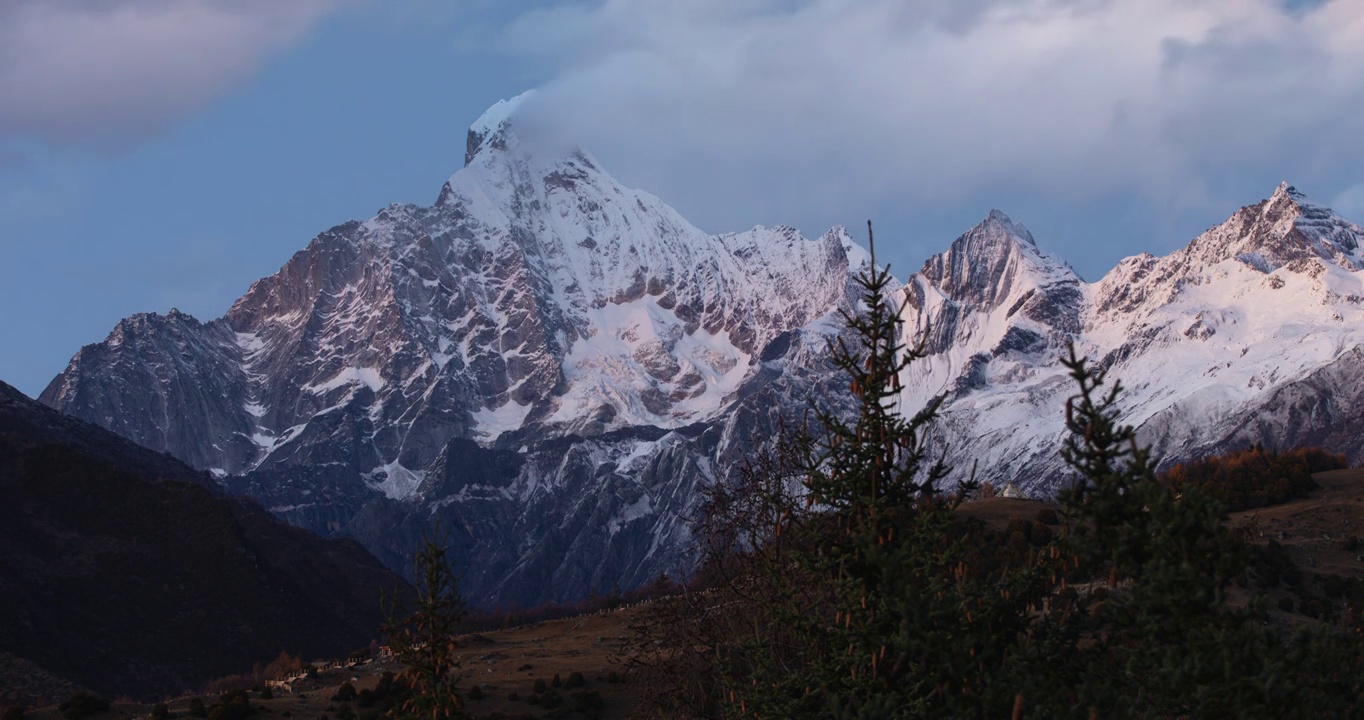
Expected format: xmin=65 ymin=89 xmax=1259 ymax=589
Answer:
xmin=11 ymin=468 xmax=1363 ymax=718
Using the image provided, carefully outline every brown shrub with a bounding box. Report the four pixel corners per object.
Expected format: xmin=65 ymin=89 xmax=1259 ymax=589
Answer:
xmin=1161 ymin=446 xmax=1345 ymax=512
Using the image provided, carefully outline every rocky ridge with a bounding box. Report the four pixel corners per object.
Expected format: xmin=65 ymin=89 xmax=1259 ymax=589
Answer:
xmin=899 ymin=182 xmax=1364 ymax=493
xmin=41 ymin=93 xmax=1364 ymax=605
xmin=42 ymin=95 xmax=866 ymax=607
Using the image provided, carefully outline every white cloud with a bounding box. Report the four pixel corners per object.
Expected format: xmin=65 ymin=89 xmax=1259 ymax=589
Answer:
xmin=495 ymin=0 xmax=1364 ymax=232
xmin=0 ymin=0 xmax=347 ymax=144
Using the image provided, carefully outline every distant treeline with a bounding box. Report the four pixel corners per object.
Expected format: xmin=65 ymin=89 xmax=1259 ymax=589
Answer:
xmin=1160 ymin=446 xmax=1347 ymax=512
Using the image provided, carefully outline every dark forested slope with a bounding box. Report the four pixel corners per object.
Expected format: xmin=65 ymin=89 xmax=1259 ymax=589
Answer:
xmin=0 ymin=381 xmax=409 ymax=704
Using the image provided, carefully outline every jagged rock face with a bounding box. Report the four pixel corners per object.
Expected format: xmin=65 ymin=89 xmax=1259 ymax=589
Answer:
xmin=41 ymin=311 xmax=257 ymax=472
xmin=42 ymin=97 xmax=862 ymax=607
xmin=898 ymin=208 xmax=1083 ymax=373
xmin=897 ymin=182 xmax=1364 ymax=495
xmin=42 ymin=90 xmax=1364 ymax=604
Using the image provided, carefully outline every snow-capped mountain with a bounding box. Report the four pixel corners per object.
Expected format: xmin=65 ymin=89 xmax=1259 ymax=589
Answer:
xmin=42 ymin=94 xmax=863 ymax=606
xmin=42 ymin=91 xmax=1364 ymax=605
xmin=899 ymin=182 xmax=1364 ymax=494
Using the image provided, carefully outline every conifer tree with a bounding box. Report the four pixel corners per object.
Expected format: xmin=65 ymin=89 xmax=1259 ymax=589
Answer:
xmin=1054 ymin=348 xmax=1364 ymax=717
xmin=709 ymin=223 xmax=1065 ymax=719
xmin=639 ymin=226 xmax=1364 ymax=719
xmin=383 ymin=526 xmax=468 ymax=720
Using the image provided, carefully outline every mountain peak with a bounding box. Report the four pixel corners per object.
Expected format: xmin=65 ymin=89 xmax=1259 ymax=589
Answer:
xmin=979 ymin=208 xmax=1037 ymax=247
xmin=1271 ymin=180 xmax=1305 ymax=203
xmin=915 ymin=211 xmax=1076 ymax=311
xmin=465 ymin=90 xmax=535 ymax=166
xmin=950 ymin=208 xmax=1043 ymax=264
xmin=1262 ymin=180 xmax=1315 ymax=220
xmin=1180 ymin=182 xmax=1364 ymax=273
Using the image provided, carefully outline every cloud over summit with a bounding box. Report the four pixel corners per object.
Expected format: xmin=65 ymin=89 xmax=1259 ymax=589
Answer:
xmin=500 ymin=0 xmax=1364 ymax=233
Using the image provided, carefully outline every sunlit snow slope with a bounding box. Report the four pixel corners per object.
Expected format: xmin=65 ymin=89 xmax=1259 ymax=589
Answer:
xmin=897 ymin=183 xmax=1364 ymax=494
xmin=42 ymin=92 xmax=1364 ymax=603
xmin=42 ymin=95 xmax=864 ymax=606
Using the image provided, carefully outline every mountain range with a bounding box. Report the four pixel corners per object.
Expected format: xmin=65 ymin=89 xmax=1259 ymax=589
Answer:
xmin=38 ymin=94 xmax=1364 ymax=607
xmin=896 ymin=181 xmax=1364 ymax=494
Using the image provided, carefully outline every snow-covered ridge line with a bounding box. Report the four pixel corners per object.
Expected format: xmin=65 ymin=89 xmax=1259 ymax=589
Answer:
xmin=37 ymin=94 xmax=874 ymax=606
xmin=38 ymin=93 xmax=1364 ymax=607
xmin=893 ymin=180 xmax=1364 ymax=498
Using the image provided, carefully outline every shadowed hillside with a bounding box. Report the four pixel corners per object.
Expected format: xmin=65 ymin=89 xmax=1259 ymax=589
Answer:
xmin=0 ymin=381 xmax=411 ymax=705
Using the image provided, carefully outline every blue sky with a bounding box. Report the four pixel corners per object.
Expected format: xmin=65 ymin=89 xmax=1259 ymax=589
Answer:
xmin=1 ymin=0 xmax=1361 ymax=397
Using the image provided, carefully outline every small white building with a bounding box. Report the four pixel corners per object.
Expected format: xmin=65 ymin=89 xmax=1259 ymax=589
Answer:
xmin=999 ymin=482 xmax=1025 ymax=499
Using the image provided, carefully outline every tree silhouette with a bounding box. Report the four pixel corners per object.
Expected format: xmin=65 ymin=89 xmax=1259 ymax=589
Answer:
xmin=383 ymin=526 xmax=468 ymax=720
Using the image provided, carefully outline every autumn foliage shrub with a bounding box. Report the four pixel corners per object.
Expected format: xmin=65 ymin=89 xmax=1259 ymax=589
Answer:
xmin=1161 ymin=446 xmax=1345 ymax=511
xmin=204 ymin=652 xmax=306 ymax=695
